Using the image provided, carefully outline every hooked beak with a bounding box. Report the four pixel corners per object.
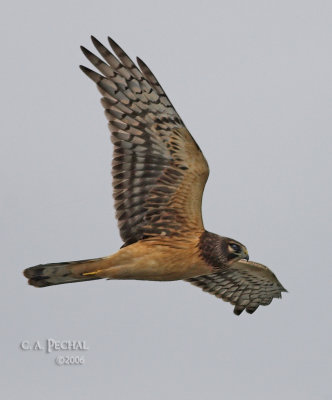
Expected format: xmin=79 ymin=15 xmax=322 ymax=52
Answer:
xmin=242 ymin=248 xmax=249 ymax=261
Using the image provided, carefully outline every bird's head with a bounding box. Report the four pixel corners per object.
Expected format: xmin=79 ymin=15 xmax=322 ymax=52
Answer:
xmin=199 ymin=231 xmax=249 ymax=269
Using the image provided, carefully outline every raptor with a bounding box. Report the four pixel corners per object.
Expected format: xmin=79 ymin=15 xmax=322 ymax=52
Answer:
xmin=24 ymin=36 xmax=286 ymax=315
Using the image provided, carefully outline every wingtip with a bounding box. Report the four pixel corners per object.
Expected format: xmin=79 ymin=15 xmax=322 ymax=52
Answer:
xmin=79 ymin=64 xmax=94 ymax=77
xmin=79 ymin=64 xmax=88 ymax=73
xmin=107 ymin=36 xmax=122 ymax=52
xmin=91 ymin=35 xmax=101 ymax=47
xmin=279 ymin=282 xmax=288 ymax=293
xmin=80 ymin=45 xmax=90 ymax=57
xmin=136 ymin=57 xmax=146 ymax=71
xmin=233 ymin=306 xmax=244 ymax=316
xmin=107 ymin=36 xmax=116 ymax=46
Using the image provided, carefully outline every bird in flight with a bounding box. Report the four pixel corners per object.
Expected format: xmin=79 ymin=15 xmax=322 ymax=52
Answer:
xmin=23 ymin=36 xmax=286 ymax=315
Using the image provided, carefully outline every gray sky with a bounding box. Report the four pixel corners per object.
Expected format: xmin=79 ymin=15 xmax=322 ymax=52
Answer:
xmin=1 ymin=0 xmax=331 ymax=399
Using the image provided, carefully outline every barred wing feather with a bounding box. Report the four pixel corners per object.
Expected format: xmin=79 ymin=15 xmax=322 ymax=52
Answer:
xmin=186 ymin=260 xmax=287 ymax=315
xmin=81 ymin=37 xmax=209 ymax=246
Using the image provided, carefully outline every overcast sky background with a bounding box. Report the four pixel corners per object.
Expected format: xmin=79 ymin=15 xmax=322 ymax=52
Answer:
xmin=1 ymin=1 xmax=331 ymax=399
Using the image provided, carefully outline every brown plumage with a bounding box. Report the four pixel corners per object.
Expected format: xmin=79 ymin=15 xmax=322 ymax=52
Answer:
xmin=23 ymin=36 xmax=286 ymax=315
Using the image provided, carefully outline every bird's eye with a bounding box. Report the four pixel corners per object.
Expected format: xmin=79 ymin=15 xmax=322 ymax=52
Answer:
xmin=230 ymin=243 xmax=241 ymax=253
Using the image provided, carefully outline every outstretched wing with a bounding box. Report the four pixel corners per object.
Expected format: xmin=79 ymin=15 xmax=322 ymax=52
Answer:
xmin=186 ymin=260 xmax=287 ymax=315
xmin=81 ymin=37 xmax=209 ymax=246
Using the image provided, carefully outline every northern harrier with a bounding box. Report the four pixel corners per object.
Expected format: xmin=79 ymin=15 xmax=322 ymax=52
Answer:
xmin=24 ymin=36 xmax=286 ymax=315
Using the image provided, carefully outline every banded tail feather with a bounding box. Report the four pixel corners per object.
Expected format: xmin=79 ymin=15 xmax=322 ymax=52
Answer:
xmin=23 ymin=258 xmax=108 ymax=288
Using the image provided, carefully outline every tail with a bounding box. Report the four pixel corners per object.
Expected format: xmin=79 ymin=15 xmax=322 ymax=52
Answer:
xmin=23 ymin=257 xmax=110 ymax=288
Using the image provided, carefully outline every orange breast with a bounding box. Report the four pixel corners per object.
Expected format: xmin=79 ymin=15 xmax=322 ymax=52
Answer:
xmin=101 ymin=234 xmax=213 ymax=281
